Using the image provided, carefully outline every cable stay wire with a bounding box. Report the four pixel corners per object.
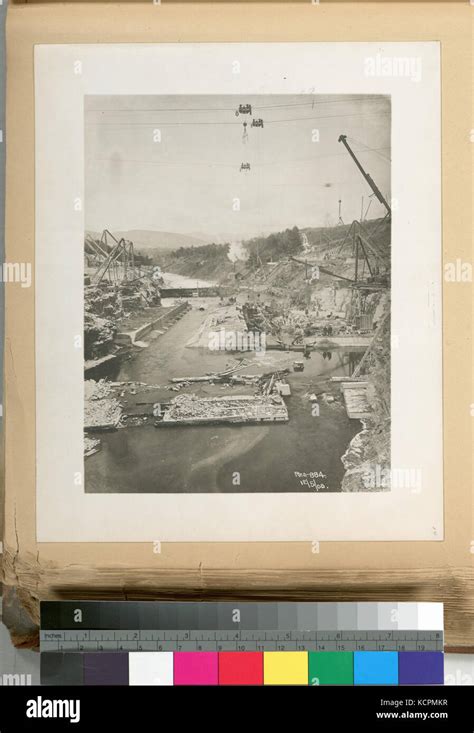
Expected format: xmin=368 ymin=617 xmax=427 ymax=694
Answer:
xmin=86 ymin=110 xmax=390 ymax=127
xmin=87 ymin=96 xmax=389 ymax=114
xmin=346 ymin=135 xmax=391 ymax=162
xmin=90 ymin=147 xmax=391 ymax=169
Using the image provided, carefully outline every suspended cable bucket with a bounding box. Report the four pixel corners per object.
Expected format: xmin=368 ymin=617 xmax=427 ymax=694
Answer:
xmin=235 ymin=103 xmax=252 ymax=117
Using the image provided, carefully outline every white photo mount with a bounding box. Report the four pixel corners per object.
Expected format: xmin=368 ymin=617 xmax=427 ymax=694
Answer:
xmin=34 ymin=42 xmax=442 ymax=543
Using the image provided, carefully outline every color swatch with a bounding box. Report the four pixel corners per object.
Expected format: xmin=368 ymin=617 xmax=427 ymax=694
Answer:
xmin=308 ymin=651 xmax=354 ymax=686
xmin=173 ymin=652 xmax=218 ymax=686
xmin=129 ymin=652 xmax=173 ymax=686
xmin=218 ymin=652 xmax=263 ymax=686
xmin=83 ymin=652 xmax=129 ymax=686
xmin=354 ymin=651 xmax=398 ymax=685
xmin=41 ymin=650 xmax=445 ymax=686
xmin=264 ymin=652 xmax=308 ymax=685
xmin=398 ymin=651 xmax=444 ymax=685
xmin=41 ymin=652 xmax=84 ymax=686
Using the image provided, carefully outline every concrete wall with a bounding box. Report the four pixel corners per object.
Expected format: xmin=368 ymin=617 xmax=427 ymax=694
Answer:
xmin=116 ymin=301 xmax=189 ymax=346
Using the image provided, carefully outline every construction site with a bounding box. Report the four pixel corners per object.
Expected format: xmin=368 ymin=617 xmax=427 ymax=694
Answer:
xmin=84 ymin=94 xmax=391 ymax=494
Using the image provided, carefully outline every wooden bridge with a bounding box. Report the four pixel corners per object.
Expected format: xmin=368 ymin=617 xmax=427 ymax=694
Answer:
xmin=160 ymin=286 xmax=233 ymax=298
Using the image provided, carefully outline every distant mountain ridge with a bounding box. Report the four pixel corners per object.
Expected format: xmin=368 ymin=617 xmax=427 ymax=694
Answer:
xmin=85 ymin=229 xmax=208 ymax=252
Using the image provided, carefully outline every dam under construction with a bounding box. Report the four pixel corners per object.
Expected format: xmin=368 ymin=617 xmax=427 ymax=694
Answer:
xmin=83 ymin=211 xmax=390 ymax=494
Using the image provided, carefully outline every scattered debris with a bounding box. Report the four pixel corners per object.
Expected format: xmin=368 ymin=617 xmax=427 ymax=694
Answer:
xmin=84 ymin=436 xmax=101 ymax=457
xmin=84 ymin=379 xmax=123 ymax=431
xmin=155 ymin=393 xmax=289 ymax=426
xmin=275 ymin=380 xmax=291 ymax=397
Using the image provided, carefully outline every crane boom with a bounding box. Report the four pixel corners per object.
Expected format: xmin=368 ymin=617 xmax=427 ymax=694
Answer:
xmin=338 ymin=135 xmax=391 ymax=215
xmin=290 ymin=256 xmax=355 ymax=283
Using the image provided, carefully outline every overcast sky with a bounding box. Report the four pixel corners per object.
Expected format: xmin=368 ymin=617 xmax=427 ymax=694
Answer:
xmin=85 ymin=94 xmax=390 ymax=242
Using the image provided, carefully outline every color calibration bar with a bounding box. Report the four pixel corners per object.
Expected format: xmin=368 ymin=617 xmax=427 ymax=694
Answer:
xmin=40 ymin=602 xmax=443 ymax=685
xmin=41 ymin=650 xmax=444 ymax=686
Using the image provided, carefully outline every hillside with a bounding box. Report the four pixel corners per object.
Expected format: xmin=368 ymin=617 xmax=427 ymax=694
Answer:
xmin=303 ymin=217 xmax=391 ymax=257
xmin=158 ymin=243 xmax=236 ymax=282
xmin=151 ymin=217 xmax=391 ymax=286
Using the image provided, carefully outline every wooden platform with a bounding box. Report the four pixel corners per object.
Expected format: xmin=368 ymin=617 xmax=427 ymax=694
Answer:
xmin=341 ymin=382 xmax=372 ymax=419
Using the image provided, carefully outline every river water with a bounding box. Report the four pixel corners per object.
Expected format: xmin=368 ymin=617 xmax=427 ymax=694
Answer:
xmin=86 ymin=283 xmax=361 ymax=494
xmin=161 ymin=272 xmax=216 ymax=289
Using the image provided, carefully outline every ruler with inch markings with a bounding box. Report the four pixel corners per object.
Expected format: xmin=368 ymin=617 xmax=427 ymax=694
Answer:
xmin=40 ymin=628 xmax=443 ymax=653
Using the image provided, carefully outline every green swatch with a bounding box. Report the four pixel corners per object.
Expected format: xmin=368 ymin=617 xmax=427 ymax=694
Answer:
xmin=308 ymin=652 xmax=354 ymax=686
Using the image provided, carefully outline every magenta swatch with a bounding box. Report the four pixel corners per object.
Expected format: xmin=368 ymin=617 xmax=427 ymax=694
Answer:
xmin=173 ymin=652 xmax=218 ymax=686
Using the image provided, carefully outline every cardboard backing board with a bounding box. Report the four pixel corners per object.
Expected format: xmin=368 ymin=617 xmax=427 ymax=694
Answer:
xmin=2 ymin=2 xmax=473 ymax=649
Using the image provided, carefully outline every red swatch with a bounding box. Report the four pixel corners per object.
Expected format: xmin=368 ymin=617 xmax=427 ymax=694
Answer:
xmin=218 ymin=652 xmax=264 ymax=686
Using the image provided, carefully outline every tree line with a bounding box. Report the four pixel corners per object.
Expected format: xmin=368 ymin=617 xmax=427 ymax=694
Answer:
xmin=244 ymin=226 xmax=302 ymax=266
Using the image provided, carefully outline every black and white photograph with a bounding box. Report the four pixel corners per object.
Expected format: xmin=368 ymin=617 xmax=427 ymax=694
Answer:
xmin=83 ymin=94 xmax=391 ymax=494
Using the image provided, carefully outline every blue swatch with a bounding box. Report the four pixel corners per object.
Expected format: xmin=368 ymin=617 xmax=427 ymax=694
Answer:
xmin=354 ymin=651 xmax=398 ymax=685
xmin=398 ymin=652 xmax=444 ymax=685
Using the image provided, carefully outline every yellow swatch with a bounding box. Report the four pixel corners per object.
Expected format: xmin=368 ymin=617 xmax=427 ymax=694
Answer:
xmin=263 ymin=652 xmax=308 ymax=685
